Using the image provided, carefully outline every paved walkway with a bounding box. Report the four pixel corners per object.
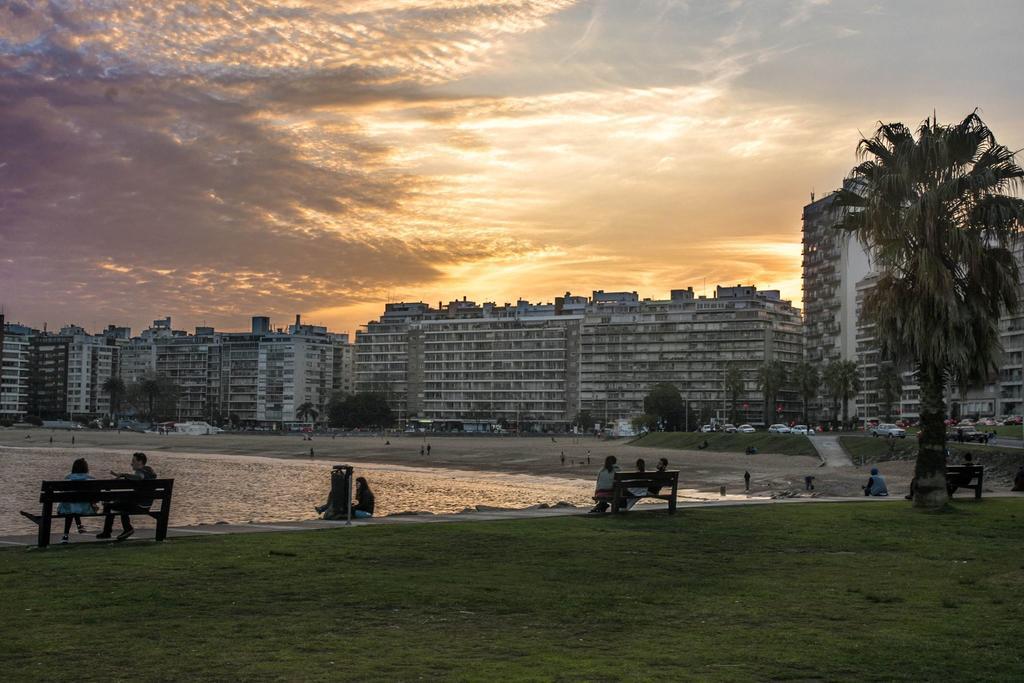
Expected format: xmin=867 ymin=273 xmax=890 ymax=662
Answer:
xmin=0 ymin=495 xmax=926 ymax=549
xmin=810 ymin=435 xmax=854 ymax=467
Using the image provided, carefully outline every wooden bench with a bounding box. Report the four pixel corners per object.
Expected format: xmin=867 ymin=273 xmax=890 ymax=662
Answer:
xmin=24 ymin=479 xmax=174 ymax=548
xmin=946 ymin=465 xmax=984 ymax=499
xmin=610 ymin=470 xmax=679 ymax=514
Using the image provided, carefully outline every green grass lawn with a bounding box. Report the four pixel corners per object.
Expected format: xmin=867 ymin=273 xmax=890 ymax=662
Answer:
xmin=633 ymin=431 xmax=817 ymax=456
xmin=4 ymin=501 xmax=1023 ymax=681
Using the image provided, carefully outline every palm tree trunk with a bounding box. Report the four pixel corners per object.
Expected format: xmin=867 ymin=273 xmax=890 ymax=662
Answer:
xmin=914 ymin=362 xmax=949 ymax=508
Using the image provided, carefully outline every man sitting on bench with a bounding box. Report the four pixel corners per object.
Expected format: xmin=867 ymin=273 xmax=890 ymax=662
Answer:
xmin=97 ymin=452 xmax=157 ymax=541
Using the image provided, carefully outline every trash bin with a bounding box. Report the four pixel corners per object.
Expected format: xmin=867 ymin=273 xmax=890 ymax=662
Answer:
xmin=326 ymin=465 xmax=353 ymax=520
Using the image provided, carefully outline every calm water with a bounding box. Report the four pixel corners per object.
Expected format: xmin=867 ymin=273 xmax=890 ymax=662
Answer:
xmin=1 ymin=447 xmax=746 ymax=535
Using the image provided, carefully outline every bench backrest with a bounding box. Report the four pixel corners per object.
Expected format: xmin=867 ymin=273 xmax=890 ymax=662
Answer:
xmin=613 ymin=470 xmax=679 ymax=487
xmin=946 ymin=465 xmax=983 ymax=476
xmin=40 ymin=479 xmax=174 ymax=504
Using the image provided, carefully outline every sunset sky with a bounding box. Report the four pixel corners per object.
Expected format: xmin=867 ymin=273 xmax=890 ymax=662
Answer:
xmin=2 ymin=0 xmax=1023 ymax=335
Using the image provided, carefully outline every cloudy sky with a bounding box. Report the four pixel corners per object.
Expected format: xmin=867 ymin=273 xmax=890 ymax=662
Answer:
xmin=2 ymin=0 xmax=1023 ymax=335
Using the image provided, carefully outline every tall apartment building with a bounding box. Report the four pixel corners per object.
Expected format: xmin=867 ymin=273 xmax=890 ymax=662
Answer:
xmin=810 ymin=186 xmax=1024 ymax=423
xmin=580 ymin=286 xmax=804 ymax=425
xmin=1 ymin=316 xmax=31 ymax=420
xmin=802 ymin=188 xmax=872 ymax=422
xmin=256 ymin=331 xmax=336 ymax=425
xmin=65 ymin=330 xmax=116 ymax=417
xmin=356 ymin=298 xmax=583 ymax=428
xmin=355 ymin=288 xmax=803 ymax=429
xmin=154 ymin=329 xmax=222 ymax=421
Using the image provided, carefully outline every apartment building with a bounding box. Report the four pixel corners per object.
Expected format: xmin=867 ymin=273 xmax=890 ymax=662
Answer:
xmin=356 ymin=299 xmax=583 ymax=428
xmin=0 ymin=316 xmax=31 ymax=420
xmin=580 ymin=286 xmax=804 ymax=425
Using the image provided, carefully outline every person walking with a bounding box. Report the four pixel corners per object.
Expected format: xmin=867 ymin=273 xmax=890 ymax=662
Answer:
xmin=744 ymin=470 xmax=751 ymax=491
xmin=426 ymin=443 xmax=431 ymax=456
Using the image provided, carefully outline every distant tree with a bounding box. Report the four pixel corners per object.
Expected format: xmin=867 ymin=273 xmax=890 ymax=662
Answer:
xmin=573 ymin=410 xmax=595 ymax=432
xmin=228 ymin=413 xmax=241 ymax=429
xmin=328 ymin=392 xmax=394 ymax=429
xmin=296 ymin=401 xmax=319 ymax=427
xmin=723 ymin=364 xmax=744 ymax=424
xmin=792 ymin=362 xmax=820 ymax=425
xmin=823 ymin=360 xmax=861 ymax=429
xmin=876 ymin=363 xmax=904 ymax=422
xmin=101 ymin=376 xmax=126 ymax=423
xmin=643 ymin=383 xmax=684 ymax=431
xmin=756 ymin=361 xmax=788 ymax=425
xmin=631 ymin=414 xmax=659 ymax=435
xmin=126 ymin=373 xmax=180 ymax=422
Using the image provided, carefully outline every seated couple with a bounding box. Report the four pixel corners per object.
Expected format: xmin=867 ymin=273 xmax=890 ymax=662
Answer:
xmin=316 ymin=476 xmax=375 ymax=519
xmin=20 ymin=452 xmax=157 ymax=543
xmin=589 ymin=456 xmax=668 ymax=513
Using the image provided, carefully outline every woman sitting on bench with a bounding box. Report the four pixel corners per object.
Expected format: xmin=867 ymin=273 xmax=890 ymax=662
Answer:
xmin=589 ymin=456 xmax=620 ymax=514
xmin=58 ymin=458 xmax=96 ymax=542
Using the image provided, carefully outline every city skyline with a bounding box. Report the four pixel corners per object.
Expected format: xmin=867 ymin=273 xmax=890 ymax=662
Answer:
xmin=3 ymin=1 xmax=1024 ymax=336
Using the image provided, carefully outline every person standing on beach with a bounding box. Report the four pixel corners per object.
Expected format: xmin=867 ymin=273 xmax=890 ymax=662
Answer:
xmin=420 ymin=445 xmax=425 ymax=457
xmin=560 ymin=451 xmax=565 ymax=466
xmin=427 ymin=443 xmax=431 ymax=456
xmin=744 ymin=470 xmax=751 ymax=491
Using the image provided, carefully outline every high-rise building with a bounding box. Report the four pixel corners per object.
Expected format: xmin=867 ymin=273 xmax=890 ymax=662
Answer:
xmin=356 ymin=299 xmax=583 ymax=428
xmin=1 ymin=315 xmax=31 ymax=420
xmin=580 ymin=285 xmax=803 ymax=425
xmin=802 ymin=188 xmax=872 ymax=422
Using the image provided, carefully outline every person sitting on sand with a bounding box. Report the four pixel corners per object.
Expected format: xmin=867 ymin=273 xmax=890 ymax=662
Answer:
xmin=863 ymin=467 xmax=889 ymax=497
xmin=589 ymin=456 xmax=619 ymax=514
xmin=316 ymin=476 xmax=375 ymax=519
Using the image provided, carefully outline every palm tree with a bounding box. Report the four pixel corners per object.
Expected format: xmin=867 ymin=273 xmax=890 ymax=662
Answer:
xmin=101 ymin=376 xmax=126 ymax=424
xmin=876 ymin=363 xmax=904 ymax=422
xmin=835 ymin=112 xmax=1024 ymax=508
xmin=296 ymin=401 xmax=319 ymax=428
xmin=138 ymin=376 xmax=163 ymax=421
xmin=823 ymin=360 xmax=860 ymax=429
xmin=723 ymin=364 xmax=744 ymax=423
xmin=756 ymin=361 xmax=788 ymax=425
xmin=792 ymin=362 xmax=820 ymax=425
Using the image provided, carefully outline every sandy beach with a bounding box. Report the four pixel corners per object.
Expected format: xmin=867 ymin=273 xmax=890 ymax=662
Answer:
xmin=0 ymin=428 xmax=906 ymax=498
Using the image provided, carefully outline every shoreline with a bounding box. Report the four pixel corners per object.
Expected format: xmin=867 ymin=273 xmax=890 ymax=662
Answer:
xmin=0 ymin=428 xmax=898 ymax=498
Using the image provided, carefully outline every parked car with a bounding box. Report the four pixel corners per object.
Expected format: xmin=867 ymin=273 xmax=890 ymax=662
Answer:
xmin=721 ymin=424 xmax=737 ymax=433
xmin=737 ymin=424 xmax=756 ymax=433
xmin=977 ymin=417 xmax=997 ymax=427
xmin=768 ymin=424 xmax=791 ymax=434
xmin=700 ymin=424 xmax=714 ymax=433
xmin=790 ymin=425 xmax=811 ymax=435
xmin=948 ymin=427 xmax=990 ymax=443
xmin=870 ymin=423 xmax=906 ymax=438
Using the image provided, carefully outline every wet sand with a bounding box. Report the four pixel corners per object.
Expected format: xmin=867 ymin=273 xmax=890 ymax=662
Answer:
xmin=0 ymin=428 xmax=905 ymax=497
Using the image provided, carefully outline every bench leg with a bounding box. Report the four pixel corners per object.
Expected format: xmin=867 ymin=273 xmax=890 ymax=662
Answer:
xmin=155 ymin=504 xmax=171 ymax=542
xmin=38 ymin=502 xmax=53 ymax=548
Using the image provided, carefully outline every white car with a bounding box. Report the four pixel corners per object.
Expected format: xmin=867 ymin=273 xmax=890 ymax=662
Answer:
xmin=722 ymin=424 xmax=737 ymax=433
xmin=870 ymin=423 xmax=906 ymax=438
xmin=790 ymin=425 xmax=810 ymax=435
xmin=737 ymin=424 xmax=756 ymax=433
xmin=700 ymin=424 xmax=714 ymax=433
xmin=768 ymin=424 xmax=791 ymax=434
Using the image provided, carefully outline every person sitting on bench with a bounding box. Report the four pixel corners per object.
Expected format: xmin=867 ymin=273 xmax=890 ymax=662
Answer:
xmin=59 ymin=458 xmax=96 ymax=542
xmin=1013 ymin=465 xmax=1024 ymax=492
xmin=589 ymin=456 xmax=619 ymax=514
xmin=863 ymin=467 xmax=889 ymax=497
xmin=649 ymin=458 xmax=670 ymax=495
xmin=97 ymin=452 xmax=156 ymax=540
